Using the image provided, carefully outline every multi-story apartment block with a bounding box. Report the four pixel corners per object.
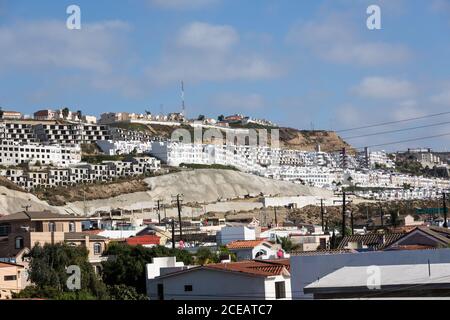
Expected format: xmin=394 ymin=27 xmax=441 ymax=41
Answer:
xmin=0 ymin=140 xmax=81 ymax=167
xmin=33 ymin=123 xmax=110 ymax=145
xmin=33 ymin=123 xmax=83 ymax=145
xmin=0 ymin=122 xmax=37 ymax=144
xmin=96 ymin=140 xmax=153 ymax=156
xmin=109 ymin=127 xmax=154 ymax=142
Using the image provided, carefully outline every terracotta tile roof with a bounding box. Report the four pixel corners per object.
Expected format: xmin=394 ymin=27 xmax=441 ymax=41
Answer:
xmin=126 ymin=235 xmax=161 ymax=246
xmin=338 ymin=232 xmax=405 ymax=250
xmin=226 ymin=239 xmax=266 ymax=249
xmin=204 ymin=259 xmax=290 ymax=277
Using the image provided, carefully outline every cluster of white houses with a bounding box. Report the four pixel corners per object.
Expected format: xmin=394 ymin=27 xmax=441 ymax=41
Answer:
xmin=1 ymin=156 xmax=161 ymax=190
xmin=149 ymin=141 xmax=450 ymax=195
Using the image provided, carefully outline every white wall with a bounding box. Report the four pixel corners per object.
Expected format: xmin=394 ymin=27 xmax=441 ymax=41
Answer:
xmin=148 ymin=268 xmax=271 ymax=300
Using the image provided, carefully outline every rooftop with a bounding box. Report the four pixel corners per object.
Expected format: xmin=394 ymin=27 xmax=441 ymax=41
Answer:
xmin=0 ymin=211 xmax=86 ymax=222
xmin=226 ymin=239 xmax=267 ymax=249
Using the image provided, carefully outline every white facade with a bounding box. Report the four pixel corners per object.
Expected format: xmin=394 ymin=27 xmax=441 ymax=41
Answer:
xmin=0 ymin=140 xmax=81 ymax=167
xmin=217 ymin=226 xmax=256 ymax=245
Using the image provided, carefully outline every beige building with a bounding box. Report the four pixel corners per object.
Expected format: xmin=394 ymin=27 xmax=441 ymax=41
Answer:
xmin=0 ymin=261 xmax=25 ymax=299
xmin=0 ymin=211 xmax=109 ymax=263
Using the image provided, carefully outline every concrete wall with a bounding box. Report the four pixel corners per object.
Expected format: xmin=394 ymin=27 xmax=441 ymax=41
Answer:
xmin=290 ymin=248 xmax=450 ymax=299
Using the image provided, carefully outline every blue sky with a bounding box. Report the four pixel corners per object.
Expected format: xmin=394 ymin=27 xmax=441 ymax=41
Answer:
xmin=1 ymin=0 xmax=450 ymax=151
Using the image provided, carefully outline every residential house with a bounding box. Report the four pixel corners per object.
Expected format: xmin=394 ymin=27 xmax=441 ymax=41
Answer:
xmin=226 ymin=240 xmax=283 ymax=261
xmin=0 ymin=261 xmax=25 ymax=299
xmin=146 ymin=258 xmax=291 ymax=300
xmin=0 ymin=211 xmax=109 ymax=264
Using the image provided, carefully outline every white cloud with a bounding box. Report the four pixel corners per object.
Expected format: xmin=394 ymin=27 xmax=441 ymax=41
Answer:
xmin=0 ymin=20 xmax=130 ymax=73
xmin=176 ymin=22 xmax=238 ymax=51
xmin=148 ymin=0 xmax=219 ymax=10
xmin=147 ymin=22 xmax=283 ymax=84
xmin=211 ymin=93 xmax=265 ymax=110
xmin=287 ymin=14 xmax=412 ymax=66
xmin=431 ymin=89 xmax=450 ymax=106
xmin=352 ymin=77 xmax=416 ymax=99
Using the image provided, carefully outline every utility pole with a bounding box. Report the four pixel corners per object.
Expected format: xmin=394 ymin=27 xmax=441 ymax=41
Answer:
xmin=171 ymin=219 xmax=175 ymax=250
xmin=274 ymin=207 xmax=278 ymax=227
xmin=320 ymin=199 xmax=325 ymax=232
xmin=379 ymin=202 xmax=384 ymax=228
xmin=350 ymin=210 xmax=354 ymax=236
xmin=342 ymin=191 xmax=346 ymax=236
xmin=443 ymin=192 xmax=448 ymax=228
xmin=156 ymin=200 xmax=162 ymax=225
xmin=172 ymin=194 xmax=183 ymax=241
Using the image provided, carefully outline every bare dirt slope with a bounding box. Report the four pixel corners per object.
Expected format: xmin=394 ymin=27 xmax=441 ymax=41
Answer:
xmin=144 ymin=169 xmax=333 ymax=203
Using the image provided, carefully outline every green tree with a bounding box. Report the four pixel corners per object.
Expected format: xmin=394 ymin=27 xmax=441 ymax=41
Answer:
xmin=15 ymin=243 xmax=108 ymax=300
xmin=197 ymin=114 xmax=205 ymax=121
xmin=107 ymin=284 xmax=148 ymax=300
xmin=279 ymin=237 xmax=299 ymax=252
xmin=62 ymin=107 xmax=70 ymax=119
xmin=102 ymin=243 xmax=193 ymax=294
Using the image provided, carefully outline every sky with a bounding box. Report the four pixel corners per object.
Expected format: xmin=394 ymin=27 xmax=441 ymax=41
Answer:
xmin=0 ymin=0 xmax=450 ymax=151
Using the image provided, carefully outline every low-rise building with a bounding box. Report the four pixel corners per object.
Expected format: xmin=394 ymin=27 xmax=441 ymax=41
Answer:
xmin=0 ymin=261 xmax=25 ymax=299
xmin=146 ymin=258 xmax=291 ymax=300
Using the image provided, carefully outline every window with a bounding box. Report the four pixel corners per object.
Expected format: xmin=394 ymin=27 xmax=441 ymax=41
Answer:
xmin=15 ymin=236 xmax=24 ymax=249
xmin=93 ymin=243 xmax=102 ymax=255
xmin=275 ymin=281 xmax=286 ymax=299
xmin=0 ymin=223 xmax=11 ymax=236
xmin=184 ymin=285 xmax=193 ymax=292
xmin=69 ymin=222 xmax=76 ymax=232
xmin=4 ymin=275 xmax=17 ymax=281
xmin=48 ymin=222 xmax=56 ymax=232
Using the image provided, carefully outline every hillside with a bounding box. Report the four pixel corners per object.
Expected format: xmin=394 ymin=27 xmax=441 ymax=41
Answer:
xmin=110 ymin=122 xmax=354 ymax=152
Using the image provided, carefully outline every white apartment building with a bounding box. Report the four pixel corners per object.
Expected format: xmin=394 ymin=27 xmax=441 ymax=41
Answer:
xmin=3 ymin=156 xmax=161 ymax=190
xmin=0 ymin=122 xmax=37 ymax=143
xmin=0 ymin=140 xmax=81 ymax=167
xmin=96 ymin=140 xmax=153 ymax=156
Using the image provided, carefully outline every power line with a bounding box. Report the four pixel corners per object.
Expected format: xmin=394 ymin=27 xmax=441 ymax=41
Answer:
xmin=343 ymin=121 xmax=450 ymax=140
xmin=354 ymin=132 xmax=450 ymax=150
xmin=336 ymin=110 xmax=450 ymax=133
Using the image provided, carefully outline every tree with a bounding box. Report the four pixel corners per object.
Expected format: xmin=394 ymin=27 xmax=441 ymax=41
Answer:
xmin=197 ymin=114 xmax=205 ymax=121
xmin=218 ymin=115 xmax=225 ymax=121
xmin=107 ymin=284 xmax=148 ymax=300
xmin=62 ymin=107 xmax=70 ymax=119
xmin=15 ymin=243 xmax=108 ymax=300
xmin=102 ymin=243 xmax=193 ymax=294
xmin=76 ymin=110 xmax=82 ymax=120
xmin=279 ymin=237 xmax=299 ymax=252
xmin=390 ymin=210 xmax=400 ymax=228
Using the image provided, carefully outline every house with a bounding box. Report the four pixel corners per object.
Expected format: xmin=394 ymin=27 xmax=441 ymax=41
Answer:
xmin=384 ymin=226 xmax=450 ymax=250
xmin=0 ymin=110 xmax=22 ymax=120
xmin=0 ymin=211 xmax=109 ymax=264
xmin=126 ymin=235 xmax=161 ymax=247
xmin=304 ymin=262 xmax=450 ymax=299
xmin=146 ymin=259 xmax=291 ymax=300
xmin=216 ymin=226 xmax=257 ymax=245
xmin=0 ymin=261 xmax=25 ymax=299
xmin=226 ymin=240 xmax=283 ymax=260
xmin=337 ymin=232 xmax=406 ymax=251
